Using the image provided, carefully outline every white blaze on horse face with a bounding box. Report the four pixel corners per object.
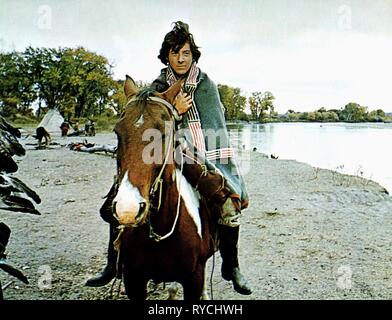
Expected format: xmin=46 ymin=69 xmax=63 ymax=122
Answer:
xmin=175 ymin=169 xmax=202 ymax=238
xmin=113 ymin=170 xmax=146 ymax=225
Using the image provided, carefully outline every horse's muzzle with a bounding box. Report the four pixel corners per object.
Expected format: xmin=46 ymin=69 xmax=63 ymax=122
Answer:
xmin=112 ymin=201 xmax=149 ymax=226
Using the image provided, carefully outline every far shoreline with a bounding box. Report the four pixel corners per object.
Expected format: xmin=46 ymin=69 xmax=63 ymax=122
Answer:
xmin=245 ymin=149 xmax=390 ymax=197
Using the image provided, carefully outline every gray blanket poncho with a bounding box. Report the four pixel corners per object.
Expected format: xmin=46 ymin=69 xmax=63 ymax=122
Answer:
xmin=151 ymin=66 xmax=249 ymax=206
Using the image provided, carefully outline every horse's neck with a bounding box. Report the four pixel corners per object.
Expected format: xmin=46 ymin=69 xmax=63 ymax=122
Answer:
xmin=161 ymin=165 xmax=179 ymax=211
xmin=150 ymin=165 xmax=215 ymax=250
xmin=147 ymin=165 xmax=179 ymax=235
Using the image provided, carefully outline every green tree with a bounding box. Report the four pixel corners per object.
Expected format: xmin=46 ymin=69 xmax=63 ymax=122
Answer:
xmin=299 ymin=112 xmax=309 ymax=121
xmin=248 ymin=92 xmax=262 ymax=121
xmin=248 ymin=91 xmax=274 ymax=121
xmin=368 ymin=109 xmax=385 ymax=122
xmin=306 ymin=112 xmax=316 ymax=121
xmin=314 ymin=111 xmax=323 ymax=121
xmin=261 ymin=91 xmax=275 ymax=119
xmin=376 ymin=109 xmax=385 ymax=118
xmin=22 ymin=46 xmax=115 ymax=119
xmin=340 ymin=102 xmax=368 ymax=122
xmin=0 ymin=51 xmax=35 ymax=116
xmin=249 ymin=91 xmax=274 ymax=121
xmin=218 ymin=84 xmax=246 ymax=120
xmin=287 ymin=111 xmax=300 ymax=121
xmin=23 ymin=47 xmax=66 ymax=114
xmin=325 ymin=111 xmax=339 ymax=122
xmin=108 ymin=80 xmax=127 ymax=115
xmin=61 ymin=47 xmax=114 ymax=118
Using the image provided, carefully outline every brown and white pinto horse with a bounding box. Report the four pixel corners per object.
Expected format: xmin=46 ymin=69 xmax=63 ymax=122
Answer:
xmin=112 ymin=76 xmax=218 ymax=300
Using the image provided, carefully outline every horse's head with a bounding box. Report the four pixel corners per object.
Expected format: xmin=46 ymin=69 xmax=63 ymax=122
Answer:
xmin=112 ymin=76 xmax=183 ymax=226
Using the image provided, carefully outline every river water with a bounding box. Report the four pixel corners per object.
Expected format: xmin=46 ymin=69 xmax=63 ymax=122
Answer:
xmin=228 ymin=122 xmax=392 ymax=194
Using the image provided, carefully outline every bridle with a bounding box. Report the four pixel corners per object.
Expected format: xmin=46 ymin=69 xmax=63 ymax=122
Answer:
xmin=115 ymin=95 xmax=183 ymax=242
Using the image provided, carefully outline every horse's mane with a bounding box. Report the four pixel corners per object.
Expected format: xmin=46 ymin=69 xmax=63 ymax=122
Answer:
xmin=136 ymin=88 xmax=156 ymax=108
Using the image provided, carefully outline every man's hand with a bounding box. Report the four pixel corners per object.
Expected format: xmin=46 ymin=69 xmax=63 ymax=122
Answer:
xmin=173 ymin=92 xmax=192 ymax=115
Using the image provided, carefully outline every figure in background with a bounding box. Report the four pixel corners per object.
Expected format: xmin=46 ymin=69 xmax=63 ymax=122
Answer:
xmin=34 ymin=126 xmax=51 ymax=148
xmin=85 ymin=120 xmax=96 ymax=136
xmin=60 ymin=121 xmax=70 ymax=137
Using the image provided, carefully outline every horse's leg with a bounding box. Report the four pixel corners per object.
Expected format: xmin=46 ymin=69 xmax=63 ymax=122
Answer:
xmin=182 ymin=265 xmax=205 ymax=301
xmin=123 ymin=271 xmax=148 ymax=300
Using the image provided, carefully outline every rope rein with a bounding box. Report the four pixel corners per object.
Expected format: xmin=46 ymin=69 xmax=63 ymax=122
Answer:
xmin=149 ymin=137 xmax=184 ymax=242
xmin=149 ymin=118 xmax=175 ymax=212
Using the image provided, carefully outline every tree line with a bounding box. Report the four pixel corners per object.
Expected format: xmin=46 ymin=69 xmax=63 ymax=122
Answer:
xmin=0 ymin=47 xmax=125 ymax=121
xmin=0 ymin=47 xmax=389 ymax=124
xmin=0 ymin=46 xmax=276 ymax=123
xmin=283 ymin=103 xmax=388 ymax=123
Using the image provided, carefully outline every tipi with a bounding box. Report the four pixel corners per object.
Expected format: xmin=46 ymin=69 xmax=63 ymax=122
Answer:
xmin=38 ymin=109 xmax=69 ymax=134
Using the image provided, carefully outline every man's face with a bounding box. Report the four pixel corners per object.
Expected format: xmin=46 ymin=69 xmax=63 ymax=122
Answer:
xmin=168 ymin=42 xmax=193 ymax=76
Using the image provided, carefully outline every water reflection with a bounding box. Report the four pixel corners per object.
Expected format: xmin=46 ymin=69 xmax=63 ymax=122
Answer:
xmin=228 ymin=122 xmax=392 ymax=194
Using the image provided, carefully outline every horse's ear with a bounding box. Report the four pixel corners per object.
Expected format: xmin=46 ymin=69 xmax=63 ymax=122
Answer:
xmin=124 ymin=75 xmax=138 ymax=99
xmin=155 ymin=79 xmax=185 ymax=105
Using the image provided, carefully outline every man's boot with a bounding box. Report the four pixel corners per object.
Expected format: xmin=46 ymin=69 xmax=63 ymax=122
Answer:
xmin=218 ymin=224 xmax=252 ymax=295
xmin=85 ymin=224 xmax=118 ymax=287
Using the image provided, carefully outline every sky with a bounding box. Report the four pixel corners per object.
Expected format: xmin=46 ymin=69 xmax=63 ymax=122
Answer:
xmin=1 ymin=0 xmax=392 ymax=113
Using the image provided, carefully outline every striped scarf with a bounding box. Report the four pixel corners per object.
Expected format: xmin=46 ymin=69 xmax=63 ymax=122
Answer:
xmin=166 ymin=63 xmax=235 ymax=162
xmin=166 ymin=62 xmax=206 ymax=152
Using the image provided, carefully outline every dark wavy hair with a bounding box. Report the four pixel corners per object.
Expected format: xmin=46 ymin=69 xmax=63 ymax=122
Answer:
xmin=158 ymin=21 xmax=201 ymax=65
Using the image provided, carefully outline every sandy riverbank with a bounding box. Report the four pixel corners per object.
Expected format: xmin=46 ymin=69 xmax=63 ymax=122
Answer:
xmin=1 ymin=131 xmax=392 ymax=300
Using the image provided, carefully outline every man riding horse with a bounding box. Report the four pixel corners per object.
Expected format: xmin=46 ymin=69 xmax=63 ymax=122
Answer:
xmin=86 ymin=21 xmax=252 ymax=296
